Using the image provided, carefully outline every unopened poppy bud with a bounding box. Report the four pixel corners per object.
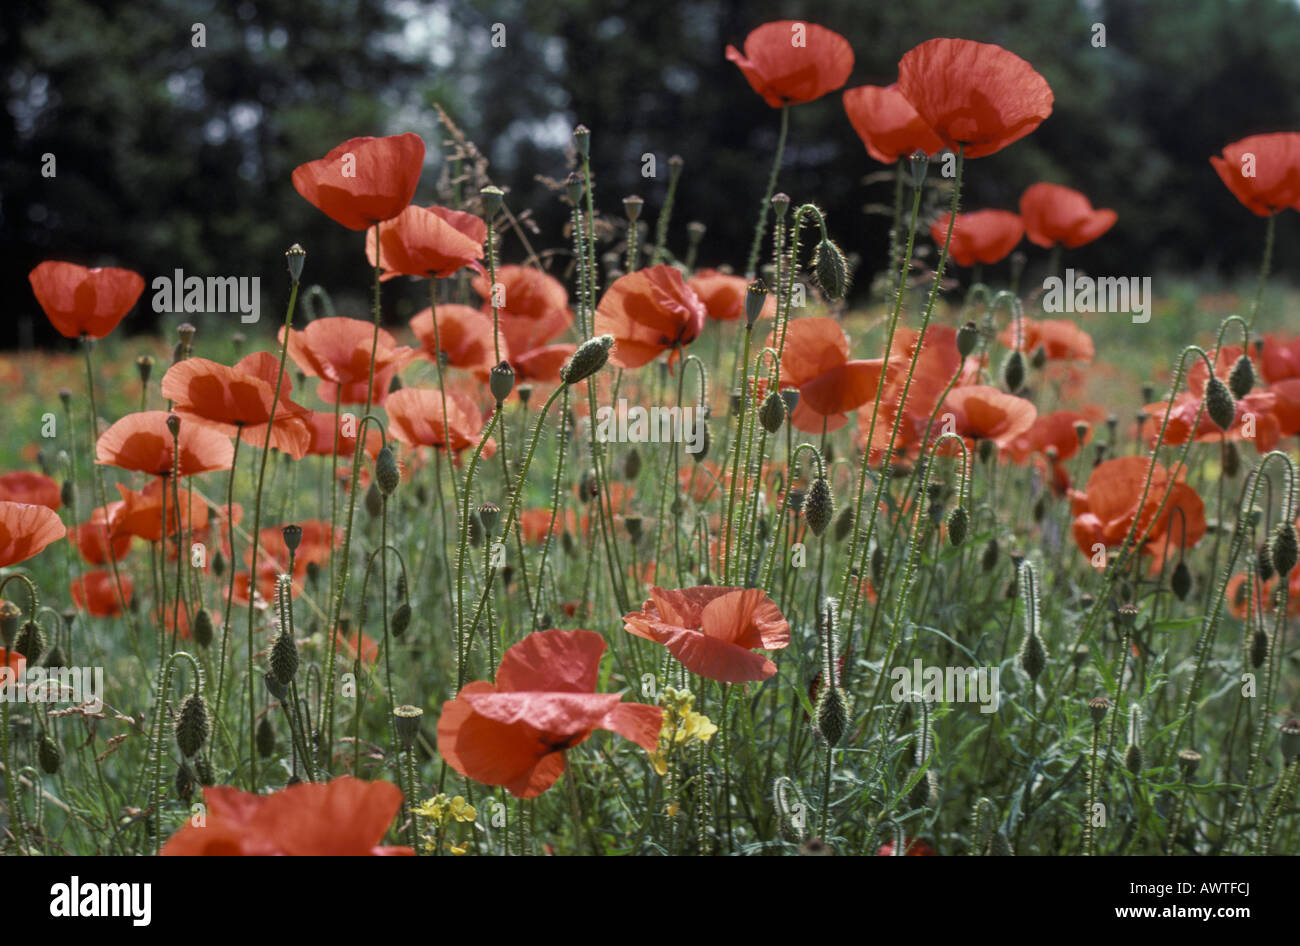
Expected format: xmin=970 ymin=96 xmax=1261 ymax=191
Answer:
xmin=212 ymin=549 xmax=226 ymax=578
xmin=694 ymin=422 xmax=711 ymax=462
xmin=624 ymin=515 xmax=643 ymax=541
xmin=38 ymin=734 xmax=61 ymax=775
xmin=192 ymin=607 xmax=214 ymax=649
xmin=744 ymin=279 xmax=768 ymax=327
xmin=282 ymin=524 xmax=302 ymax=554
xmin=572 ymin=124 xmax=590 ymax=157
xmin=1170 ymin=560 xmax=1192 ymax=600
xmin=1019 ymin=629 xmax=1046 ymax=682
xmin=175 ymin=763 xmax=195 ymax=803
xmin=271 ymin=627 xmax=298 ymax=686
xmin=166 ymin=413 xmax=181 ymax=437
xmin=834 ymin=505 xmax=854 ymax=542
xmin=364 ymin=481 xmax=383 ymax=518
xmin=1221 ymin=439 xmax=1240 ymax=478
xmin=870 ymin=544 xmax=885 ymax=587
xmin=561 ymin=335 xmax=613 ymax=385
xmin=15 ymin=621 xmax=46 ymax=663
xmin=176 ymin=693 xmax=210 ymax=757
xmin=1228 ymin=354 xmax=1255 ymax=399
xmin=285 ymin=243 xmax=306 ymax=284
xmin=375 ymin=445 xmax=400 ymax=497
xmin=1124 ymin=741 xmax=1144 ymax=775
xmin=1280 ymin=718 xmax=1300 ymax=763
xmin=803 ymin=477 xmax=834 ymax=537
xmin=759 ymin=390 xmax=785 ymax=433
xmin=1248 ymin=541 xmax=1267 ymax=582
xmin=1177 ymin=748 xmax=1202 ymax=780
xmin=478 ymin=501 xmax=501 ymax=536
xmin=60 ymin=480 xmax=74 ymax=509
xmin=956 ymin=320 xmax=979 ymax=358
xmin=1250 ymin=628 xmax=1269 ymax=668
xmin=394 ymin=704 xmax=424 ymax=750
xmin=1204 ymin=376 xmax=1236 ymax=431
xmin=193 ymin=756 xmax=215 ymax=786
xmin=813 ymin=237 xmax=850 ymax=301
xmin=1031 ymin=494 xmax=1046 ymax=522
xmin=815 ymin=686 xmax=847 ymax=746
xmin=623 ymin=447 xmax=642 ymax=480
xmin=391 ymin=601 xmax=412 ymax=637
xmin=771 ymin=192 xmax=790 ymax=219
xmin=908 ymin=150 xmax=929 ymax=190
xmin=622 ymin=195 xmax=644 ymax=221
xmin=1270 ymin=521 xmax=1298 ymax=576
xmin=264 ymin=671 xmax=289 ymax=702
xmin=136 ymin=355 xmax=154 ymax=385
xmin=1001 ymin=349 xmax=1026 ymax=393
xmin=1089 ymin=695 xmax=1111 ymax=726
xmin=908 ymin=768 xmax=939 ymax=810
xmin=947 ymin=506 xmax=969 ymax=547
xmin=480 ymin=185 xmax=504 ymax=217
xmin=44 ymin=645 xmax=66 ymax=670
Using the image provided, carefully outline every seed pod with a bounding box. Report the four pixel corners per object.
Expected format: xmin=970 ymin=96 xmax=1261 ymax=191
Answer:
xmin=489 ymin=360 xmax=515 ymax=403
xmin=624 ymin=515 xmax=643 ymax=542
xmin=908 ymin=149 xmax=929 ymax=189
xmin=282 ymin=524 xmax=303 ymax=554
xmin=1270 ymin=521 xmax=1298 ymax=576
xmin=759 ymin=391 xmax=786 ymax=434
xmin=175 ymin=694 xmax=211 ymax=758
xmin=175 ymin=763 xmax=195 ymax=803
xmin=946 ymin=506 xmax=968 ymax=547
xmin=270 ymin=627 xmax=299 ymax=686
xmin=480 ymin=184 xmax=504 ymax=216
xmin=1170 ymin=560 xmax=1192 ymax=600
xmin=1001 ymin=349 xmax=1026 ymax=393
xmin=1251 ymin=628 xmax=1269 ymax=669
xmin=1280 ymin=718 xmax=1300 ymax=763
xmin=744 ymin=279 xmax=768 ymax=328
xmin=38 ymin=734 xmax=61 ymax=774
xmin=394 ymin=704 xmax=424 ymax=750
xmin=812 ymin=237 xmax=850 ymax=301
xmin=561 ymin=335 xmax=614 ymax=385
xmin=1176 ymin=748 xmax=1202 ymax=780
xmin=623 ymin=447 xmax=642 ymax=480
xmin=478 ymin=501 xmax=501 ymax=537
xmin=834 ymin=505 xmax=855 ymax=542
xmin=284 ymin=243 xmax=306 ymax=283
xmin=956 ymin=320 xmax=979 ymax=358
xmin=256 ymin=716 xmax=275 ymax=758
xmin=814 ymin=686 xmax=847 ymax=746
xmin=192 ymin=608 xmax=214 ymax=648
xmin=803 ymin=477 xmax=834 ymax=537
xmin=1228 ymin=354 xmax=1255 ymax=399
xmin=375 ymin=446 xmax=400 ymax=496
xmin=1088 ymin=695 xmax=1111 ymax=727
xmin=15 ymin=621 xmax=46 ymax=664
xmin=1204 ymin=376 xmax=1236 ymax=431
xmin=391 ymin=602 xmax=412 ymax=638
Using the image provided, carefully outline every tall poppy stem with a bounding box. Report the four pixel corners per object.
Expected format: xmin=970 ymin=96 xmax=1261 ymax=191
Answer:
xmin=1247 ymin=212 xmax=1276 ymax=332
xmin=744 ymin=104 xmax=789 ymax=280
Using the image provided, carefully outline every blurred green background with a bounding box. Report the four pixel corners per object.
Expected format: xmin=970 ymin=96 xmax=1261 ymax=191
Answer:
xmin=4 ymin=0 xmax=1300 ymax=347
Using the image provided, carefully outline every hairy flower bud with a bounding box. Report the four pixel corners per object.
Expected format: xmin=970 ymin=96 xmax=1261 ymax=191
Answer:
xmin=1204 ymin=376 xmax=1236 ymax=431
xmin=1228 ymin=354 xmax=1254 ymax=399
xmin=1270 ymin=521 xmax=1298 ymax=577
xmin=1001 ymin=349 xmax=1026 ymax=393
xmin=947 ymin=506 xmax=969 ymax=547
xmin=803 ymin=477 xmax=834 ymax=537
xmin=812 ymin=237 xmax=850 ymax=301
xmin=561 ymin=335 xmax=614 ymax=385
xmin=375 ymin=446 xmax=400 ymax=497
xmin=956 ymin=320 xmax=979 ymax=358
xmin=176 ymin=693 xmax=210 ymax=758
xmin=489 ymin=360 xmax=515 ymax=403
xmin=759 ymin=390 xmax=786 ymax=434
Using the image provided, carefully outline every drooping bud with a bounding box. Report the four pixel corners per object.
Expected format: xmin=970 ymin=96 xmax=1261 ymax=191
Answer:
xmin=981 ymin=537 xmax=999 ymax=572
xmin=759 ymin=390 xmax=786 ymax=433
xmin=270 ymin=626 xmax=299 ymax=686
xmin=1228 ymin=354 xmax=1254 ymax=399
xmin=175 ymin=693 xmax=211 ymax=758
xmin=375 ymin=445 xmax=401 ymax=497
xmin=623 ymin=447 xmax=642 ymax=480
xmin=256 ymin=716 xmax=275 ymax=758
xmin=947 ymin=506 xmax=969 ymax=547
xmin=364 ymin=481 xmax=383 ymax=518
xmin=1204 ymin=376 xmax=1236 ymax=431
xmin=489 ymin=360 xmax=515 ymax=403
xmin=38 ymin=734 xmax=61 ymax=774
xmin=192 ymin=607 xmax=214 ymax=648
xmin=1257 ymin=541 xmax=1275 ymax=583
xmin=1019 ymin=628 xmax=1046 ymax=682
xmin=175 ymin=763 xmax=195 ymax=803
xmin=803 ymin=477 xmax=834 ymax=537
xmin=812 ymin=237 xmax=850 ymax=301
xmin=1221 ymin=439 xmax=1240 ymax=478
xmin=391 ymin=601 xmax=412 ymax=638
xmin=834 ymin=505 xmax=854 ymax=542
xmin=1001 ymin=349 xmax=1026 ymax=393
xmin=1270 ymin=521 xmax=1298 ymax=577
xmin=15 ymin=620 xmax=46 ymax=664
xmin=561 ymin=335 xmax=614 ymax=385
xmin=1170 ymin=560 xmax=1192 ymax=600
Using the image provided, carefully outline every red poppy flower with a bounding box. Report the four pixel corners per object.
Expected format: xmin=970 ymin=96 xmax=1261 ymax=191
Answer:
xmin=280 ymin=317 xmax=417 ymax=407
xmin=409 ymin=304 xmax=508 ymax=381
xmin=1261 ymin=333 xmax=1300 ymax=384
xmin=878 ymin=837 xmax=936 ymax=856
xmin=96 ymin=411 xmax=234 ymax=477
xmin=0 ymin=472 xmax=61 ymax=510
xmin=291 ymin=133 xmax=425 ymax=231
xmin=1004 ymin=409 xmax=1096 ymax=465
xmin=472 ymin=265 xmax=570 ymax=322
xmin=999 ymin=319 xmax=1094 ymax=362
xmin=1143 ymin=391 xmax=1280 ymax=452
xmin=1018 ymin=183 xmax=1117 ymax=249
xmin=73 ymin=507 xmax=133 ymax=565
xmin=1209 ymin=133 xmax=1300 ymax=216
xmin=897 ymin=38 xmax=1053 ymax=158
xmin=0 ymin=502 xmax=66 ymax=568
xmin=70 ymin=570 xmax=132 ymax=617
xmin=930 ymin=210 xmax=1024 ymax=267
xmin=162 ymin=776 xmax=413 ymax=855
xmin=843 ymin=84 xmax=946 ymax=164
xmin=304 ymin=411 xmax=383 ymax=459
xmin=1070 ymin=457 xmax=1206 ymax=572
xmin=595 ymin=265 xmax=707 ymax=370
xmin=518 ymin=508 xmax=575 ymax=545
xmin=28 ymin=261 xmax=145 ymax=339
xmin=337 ymin=627 xmax=379 ymax=666
xmin=622 ymin=586 xmax=790 ymax=683
xmin=438 ymin=629 xmax=663 ymax=799
xmin=1270 ymin=378 xmax=1300 ymax=437
xmin=112 ymin=481 xmax=210 ymax=542
xmin=933 ymin=385 xmax=1038 ymax=451
xmin=687 ymin=269 xmax=776 ymax=322
xmin=364 ymin=204 xmax=485 ymax=279
xmin=725 ymin=21 xmax=854 ymax=108
xmin=385 ymin=388 xmax=496 ymax=458
xmin=161 ymin=352 xmax=313 ymax=459
xmin=770 ymin=317 xmax=894 ymax=432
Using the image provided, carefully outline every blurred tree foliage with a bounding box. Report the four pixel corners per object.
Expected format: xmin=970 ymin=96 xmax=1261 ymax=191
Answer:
xmin=6 ymin=0 xmax=1300 ymax=347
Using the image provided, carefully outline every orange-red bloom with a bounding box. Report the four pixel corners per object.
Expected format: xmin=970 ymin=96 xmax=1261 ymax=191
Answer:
xmin=843 ymin=84 xmax=946 ymax=164
xmin=365 ymin=204 xmax=485 ymax=279
xmin=897 ymin=38 xmax=1053 ymax=158
xmin=687 ymin=269 xmax=776 ymax=322
xmin=70 ymin=570 xmax=132 ymax=617
xmin=161 ymin=352 xmax=313 ymax=459
xmin=386 ymin=388 xmax=496 ymax=458
xmin=770 ymin=317 xmax=893 ymax=432
xmin=999 ymin=319 xmax=1094 ymax=362
xmin=409 ymin=304 xmax=508 ymax=380
xmin=96 ymin=411 xmax=234 ymax=477
xmin=1261 ymin=333 xmax=1300 ymax=384
xmin=281 ymin=317 xmax=416 ymax=407
xmin=1071 ymin=457 xmax=1206 ymax=572
xmin=930 ymin=210 xmax=1024 ymax=267
xmin=1209 ymin=133 xmax=1300 ymax=216
xmin=112 ymin=481 xmax=210 ymax=542
xmin=437 ymin=629 xmax=662 ymax=798
xmin=291 ymin=133 xmax=425 ymax=231
xmin=933 ymin=385 xmax=1038 ymax=451
xmin=595 ymin=265 xmax=707 ymax=369
xmin=1019 ymin=183 xmax=1117 ymax=249
xmin=725 ymin=21 xmax=853 ymax=108
xmin=623 ymin=586 xmax=790 ymax=683
xmin=0 ymin=472 xmax=61 ymax=510
xmin=162 ymin=776 xmax=413 ymax=855
xmin=0 ymin=502 xmax=66 ymax=568
xmin=28 ymin=261 xmax=145 ymax=339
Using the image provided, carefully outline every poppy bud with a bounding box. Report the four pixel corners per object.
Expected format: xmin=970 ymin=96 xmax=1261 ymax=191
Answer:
xmin=1170 ymin=560 xmax=1192 ymax=600
xmin=908 ymin=768 xmax=939 ymax=810
xmin=193 ymin=756 xmax=215 ymax=787
xmin=264 ymin=671 xmax=289 ymax=703
xmin=771 ymin=192 xmax=790 ymax=219
xmin=1031 ymin=494 xmax=1046 ymax=522
xmin=391 ymin=601 xmax=412 ymax=638
xmin=812 ymin=237 xmax=850 ymax=301
xmin=271 ymin=626 xmax=298 ymax=686
xmin=624 ymin=515 xmax=643 ymax=541
xmin=38 ymin=734 xmax=61 ymax=775
xmin=870 ymin=545 xmax=886 ymax=587
xmin=947 ymin=506 xmax=968 ymax=547
xmin=212 ymin=549 xmax=226 ymax=579
xmin=15 ymin=620 xmax=45 ymax=664
xmin=394 ymin=704 xmax=424 ymax=750
xmin=1221 ymin=439 xmax=1240 ymax=478
xmin=60 ymin=479 xmax=74 ymax=509
xmin=43 ymin=645 xmax=66 ymax=671
xmin=375 ymin=445 xmax=400 ymax=497
xmin=136 ymin=355 xmax=154 ymax=385
xmin=256 ymin=716 xmax=275 ymax=758
xmin=744 ymin=279 xmax=768 ymax=328
xmin=694 ymin=421 xmax=711 ymax=462
xmin=165 ymin=413 xmax=181 ymax=438
xmin=622 ymin=195 xmax=644 ymax=221
xmin=1204 ymin=376 xmax=1236 ymax=431
xmin=1089 ymin=695 xmax=1111 ymax=726
xmin=1270 ymin=521 xmax=1298 ymax=576
xmin=191 ymin=607 xmax=214 ymax=649
xmin=59 ymin=387 xmax=73 ymax=409
xmin=1228 ymin=354 xmax=1254 ymax=399
xmin=489 ymin=360 xmax=515 ymax=403
xmin=780 ymin=388 xmax=799 ymax=417
xmin=623 ymin=447 xmax=642 ymax=480
xmin=834 ymin=505 xmax=855 ymax=542
xmin=1019 ymin=629 xmax=1046 ymax=682
xmin=361 ymin=482 xmax=381 ymax=520
xmin=478 ymin=501 xmax=501 ymax=537
xmin=956 ymin=321 xmax=979 ymax=358
xmin=1250 ymin=628 xmax=1269 ymax=669
xmin=176 ymin=693 xmax=210 ymax=758
xmin=561 ymin=335 xmax=614 ymax=385
xmin=1001 ymin=349 xmax=1026 ymax=393
xmin=909 ymin=150 xmax=929 ymax=190
xmin=803 ymin=477 xmax=834 ymax=537
xmin=814 ymin=686 xmax=848 ymax=746
xmin=285 ymin=243 xmax=306 ymax=284
xmin=1280 ymin=718 xmax=1300 ymax=763
xmin=759 ymin=390 xmax=786 ymax=433
xmin=480 ymin=185 xmax=504 ymax=217
xmin=1124 ymin=741 xmax=1144 ymax=775
xmin=175 ymin=763 xmax=195 ymax=803
xmin=1177 ymin=748 xmax=1202 ymax=780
